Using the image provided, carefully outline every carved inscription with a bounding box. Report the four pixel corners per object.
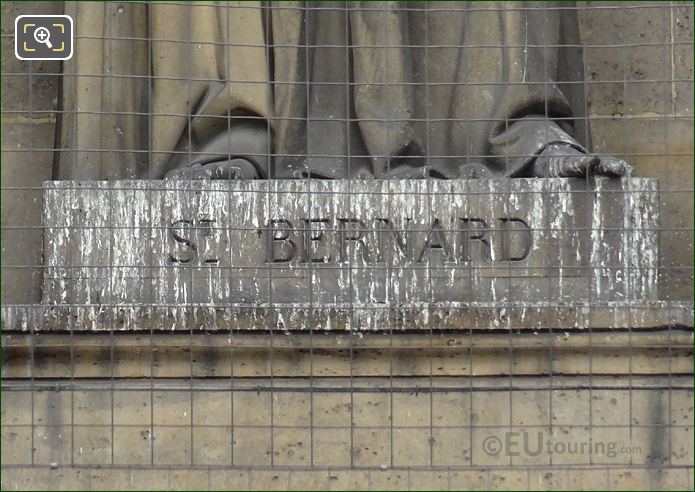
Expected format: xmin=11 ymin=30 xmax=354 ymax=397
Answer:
xmin=168 ymin=217 xmax=219 ymax=265
xmin=169 ymin=216 xmax=534 ymax=268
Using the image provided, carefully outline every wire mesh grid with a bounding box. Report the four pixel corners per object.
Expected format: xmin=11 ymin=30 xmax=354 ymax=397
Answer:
xmin=1 ymin=1 xmax=693 ymax=490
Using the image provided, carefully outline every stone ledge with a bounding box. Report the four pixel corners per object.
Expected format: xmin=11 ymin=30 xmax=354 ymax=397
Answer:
xmin=3 ymin=329 xmax=692 ymax=378
xmin=2 ymin=301 xmax=692 ymax=332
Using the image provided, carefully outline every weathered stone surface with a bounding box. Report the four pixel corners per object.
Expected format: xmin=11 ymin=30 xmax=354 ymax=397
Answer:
xmin=2 ymin=331 xmax=692 ymax=379
xmin=1 ymin=2 xmax=63 ymax=306
xmin=42 ymin=178 xmax=659 ymax=303
xmin=1 ymin=376 xmax=692 ymax=468
xmin=578 ymin=2 xmax=694 ymax=303
xmin=0 ymin=177 xmax=674 ymax=331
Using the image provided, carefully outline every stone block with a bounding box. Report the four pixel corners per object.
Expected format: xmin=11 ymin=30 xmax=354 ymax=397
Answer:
xmin=7 ymin=468 xmax=90 ymax=491
xmin=272 ymin=427 xmax=311 ymax=466
xmin=192 ymin=426 xmax=232 ymax=465
xmin=551 ymin=390 xmax=591 ymax=426
xmin=33 ymin=425 xmax=71 ymax=465
xmin=392 ymin=427 xmax=431 ymax=466
xmin=671 ymin=389 xmax=695 ymax=426
xmin=1 ymin=425 xmax=32 ymax=465
xmin=352 ymin=393 xmax=391 ymax=427
xmin=431 ymin=392 xmax=470 ymax=424
xmin=287 ymin=471 xmax=330 ymax=491
xmin=312 ymin=427 xmax=351 ymax=467
xmin=470 ymin=426 xmax=510 ymax=467
xmin=591 ymin=390 xmax=631 ymax=426
xmin=392 ymin=392 xmax=431 ymax=427
xmin=121 ymin=469 xmax=170 ymax=491
xmin=152 ymin=425 xmax=191 ymax=465
xmin=114 ymin=390 xmax=151 ymax=425
xmin=408 ymin=470 xmax=449 ymax=490
xmin=209 ymin=470 xmax=248 ymax=490
xmin=112 ymin=426 xmax=152 ymax=465
xmin=632 ymin=426 xmax=669 ymax=465
xmin=368 ymin=469 xmax=407 ymax=490
xmin=568 ymin=468 xmax=608 ymax=489
xmin=325 ymin=470 xmax=370 ymax=490
xmin=471 ymin=391 xmax=511 ymax=426
xmin=608 ymin=467 xmax=687 ymax=490
xmin=1 ymin=391 xmax=32 ymax=425
xmin=432 ymin=426 xmax=471 ymax=466
xmin=588 ymin=426 xmax=633 ymax=465
xmin=233 ymin=391 xmax=271 ymax=426
xmin=272 ymin=392 xmax=311 ymax=426
xmin=170 ymin=469 xmax=209 ymax=490
xmin=152 ymin=391 xmax=191 ymax=426
xmin=631 ymin=389 xmax=669 ymax=426
xmin=352 ymin=428 xmax=391 ymax=467
xmin=248 ymin=471 xmax=289 ymax=491
xmin=73 ymin=390 xmax=112 ymax=425
xmin=192 ymin=391 xmax=232 ymax=425
xmin=511 ymin=390 xmax=550 ymax=426
xmin=73 ymin=424 xmax=111 ymax=465
xmin=30 ymin=178 xmax=662 ymax=332
xmin=33 ymin=390 xmax=72 ymax=426
xmin=488 ymin=469 xmax=529 ymax=490
xmin=529 ymin=469 xmax=569 ymax=490
xmin=312 ymin=392 xmax=351 ymax=427
xmin=232 ymin=427 xmax=271 ymax=466
xmin=448 ymin=469 xmax=490 ymax=490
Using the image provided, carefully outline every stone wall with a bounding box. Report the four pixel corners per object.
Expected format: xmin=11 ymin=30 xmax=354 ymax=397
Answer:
xmin=1 ymin=1 xmax=62 ymax=305
xmin=578 ymin=1 xmax=694 ymax=301
xmin=2 ymin=332 xmax=694 ymax=490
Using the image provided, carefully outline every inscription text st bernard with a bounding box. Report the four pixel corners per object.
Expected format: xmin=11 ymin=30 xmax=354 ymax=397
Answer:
xmin=168 ymin=216 xmax=533 ymax=266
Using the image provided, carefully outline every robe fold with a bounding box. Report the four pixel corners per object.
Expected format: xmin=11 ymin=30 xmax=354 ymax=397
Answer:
xmin=57 ymin=1 xmax=588 ymax=180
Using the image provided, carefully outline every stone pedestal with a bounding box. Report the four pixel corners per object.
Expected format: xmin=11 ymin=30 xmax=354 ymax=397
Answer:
xmin=17 ymin=178 xmax=669 ymax=331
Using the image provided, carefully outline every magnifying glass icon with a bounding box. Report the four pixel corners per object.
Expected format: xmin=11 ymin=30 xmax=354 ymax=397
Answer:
xmin=33 ymin=27 xmax=53 ymax=49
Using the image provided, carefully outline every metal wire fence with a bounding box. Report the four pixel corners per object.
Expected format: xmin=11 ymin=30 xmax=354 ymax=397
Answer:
xmin=1 ymin=1 xmax=693 ymax=490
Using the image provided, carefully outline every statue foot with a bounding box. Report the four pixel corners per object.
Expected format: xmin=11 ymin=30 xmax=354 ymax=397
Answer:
xmin=164 ymin=158 xmax=260 ymax=180
xmin=163 ymin=122 xmax=270 ymax=180
xmin=535 ymin=143 xmax=633 ymax=178
xmin=457 ymin=163 xmax=492 ymax=179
